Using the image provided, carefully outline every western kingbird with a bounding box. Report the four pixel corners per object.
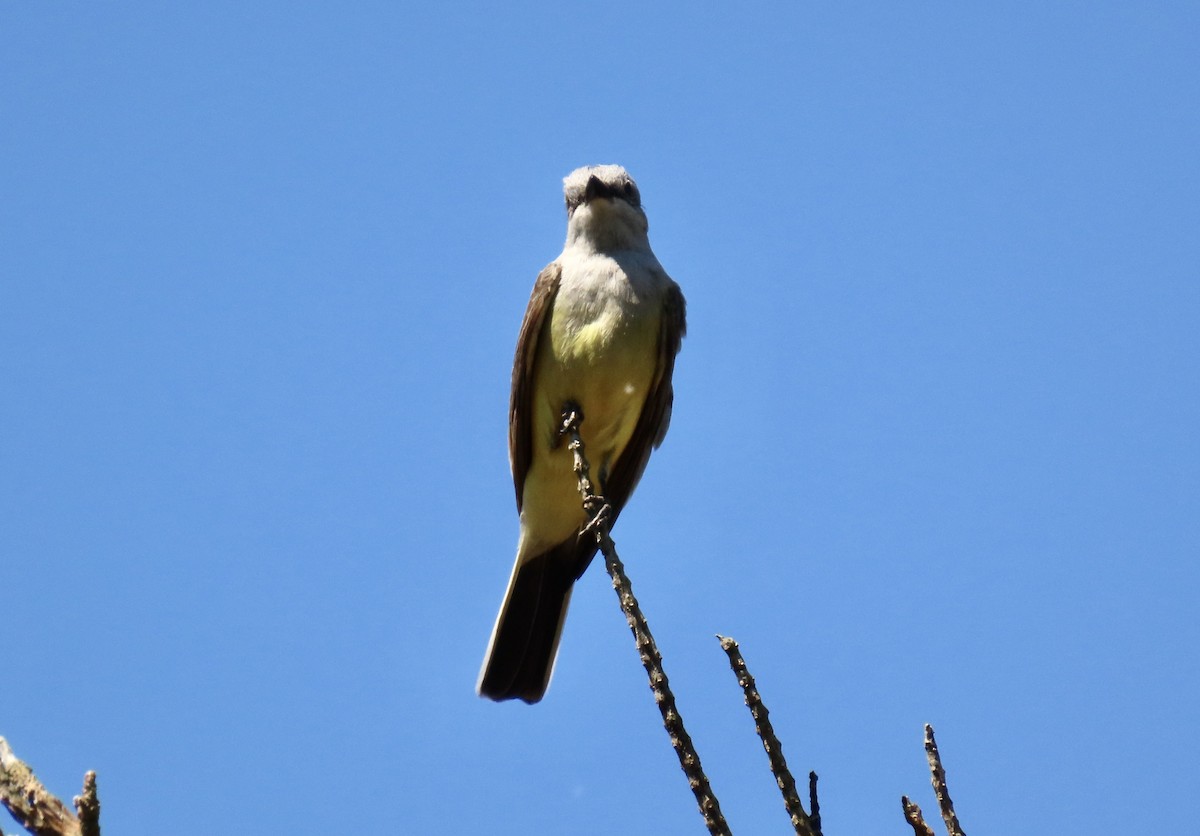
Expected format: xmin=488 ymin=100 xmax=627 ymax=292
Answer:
xmin=477 ymin=165 xmax=687 ymax=703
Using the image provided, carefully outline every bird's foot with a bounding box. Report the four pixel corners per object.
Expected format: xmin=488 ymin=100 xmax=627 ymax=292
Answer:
xmin=581 ymin=499 xmax=612 ymax=535
xmin=555 ymin=403 xmax=584 ymax=449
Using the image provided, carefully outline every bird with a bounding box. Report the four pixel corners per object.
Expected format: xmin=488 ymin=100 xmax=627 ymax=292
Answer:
xmin=477 ymin=165 xmax=686 ymax=703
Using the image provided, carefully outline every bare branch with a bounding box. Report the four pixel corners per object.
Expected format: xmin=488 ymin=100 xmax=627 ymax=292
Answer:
xmin=0 ymin=737 xmax=90 ymax=836
xmin=561 ymin=407 xmax=732 ymax=836
xmin=901 ymin=725 xmax=967 ymax=835
xmin=924 ymin=724 xmax=965 ymax=836
xmin=901 ymin=795 xmax=936 ymax=836
xmin=807 ymin=772 xmax=821 ymax=835
xmin=72 ymin=773 xmax=99 ymax=836
xmin=717 ymin=635 xmax=819 ymax=836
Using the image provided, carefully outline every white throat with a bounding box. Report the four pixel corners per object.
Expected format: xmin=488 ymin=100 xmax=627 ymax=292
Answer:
xmin=565 ymin=200 xmax=651 ymax=253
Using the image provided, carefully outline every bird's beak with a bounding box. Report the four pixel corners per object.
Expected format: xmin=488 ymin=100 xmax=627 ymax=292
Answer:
xmin=584 ymin=174 xmax=613 ymax=203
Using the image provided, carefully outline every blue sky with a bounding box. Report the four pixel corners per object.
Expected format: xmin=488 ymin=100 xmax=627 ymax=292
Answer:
xmin=3 ymin=3 xmax=1197 ymax=833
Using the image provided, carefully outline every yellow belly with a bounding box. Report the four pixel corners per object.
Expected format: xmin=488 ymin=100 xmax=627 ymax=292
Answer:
xmin=518 ymin=295 xmax=659 ymax=551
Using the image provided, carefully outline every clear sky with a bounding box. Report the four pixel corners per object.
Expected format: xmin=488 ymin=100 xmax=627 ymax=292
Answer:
xmin=3 ymin=3 xmax=1197 ymax=834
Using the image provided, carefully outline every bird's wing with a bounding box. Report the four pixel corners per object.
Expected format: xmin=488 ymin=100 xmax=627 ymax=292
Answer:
xmin=509 ymin=262 xmax=562 ymax=512
xmin=602 ymin=277 xmax=687 ymax=524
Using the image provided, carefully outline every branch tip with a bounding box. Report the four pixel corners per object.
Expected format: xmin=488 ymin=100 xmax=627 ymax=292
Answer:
xmin=717 ymin=637 xmax=818 ymax=836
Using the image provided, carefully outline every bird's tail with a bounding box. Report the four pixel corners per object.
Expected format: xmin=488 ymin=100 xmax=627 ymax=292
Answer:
xmin=477 ymin=543 xmax=578 ymax=704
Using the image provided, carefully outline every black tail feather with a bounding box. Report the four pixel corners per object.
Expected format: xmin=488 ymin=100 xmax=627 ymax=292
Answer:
xmin=478 ymin=544 xmax=578 ymax=703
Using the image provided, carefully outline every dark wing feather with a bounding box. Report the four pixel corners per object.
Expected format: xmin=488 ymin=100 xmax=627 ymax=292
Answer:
xmin=509 ymin=263 xmax=562 ymax=512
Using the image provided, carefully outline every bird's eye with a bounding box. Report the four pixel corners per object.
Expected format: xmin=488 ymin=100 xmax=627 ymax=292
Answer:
xmin=623 ymin=182 xmax=634 ymax=197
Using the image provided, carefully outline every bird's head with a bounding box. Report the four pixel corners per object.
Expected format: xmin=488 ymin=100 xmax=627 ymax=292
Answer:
xmin=562 ymin=165 xmax=649 ymax=250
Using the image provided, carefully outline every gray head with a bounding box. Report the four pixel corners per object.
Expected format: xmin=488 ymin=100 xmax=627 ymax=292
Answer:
xmin=563 ymin=165 xmax=642 ymax=215
xmin=561 ymin=165 xmax=649 ymax=248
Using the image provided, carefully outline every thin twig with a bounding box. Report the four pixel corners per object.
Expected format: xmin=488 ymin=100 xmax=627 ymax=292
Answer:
xmin=924 ymin=724 xmax=965 ymax=836
xmin=0 ymin=737 xmax=88 ymax=836
xmin=901 ymin=796 xmax=936 ymax=836
xmin=72 ymin=773 xmax=99 ymax=836
xmin=807 ymin=772 xmax=821 ymax=835
xmin=561 ymin=408 xmax=732 ymax=836
xmin=717 ymin=636 xmax=818 ymax=836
